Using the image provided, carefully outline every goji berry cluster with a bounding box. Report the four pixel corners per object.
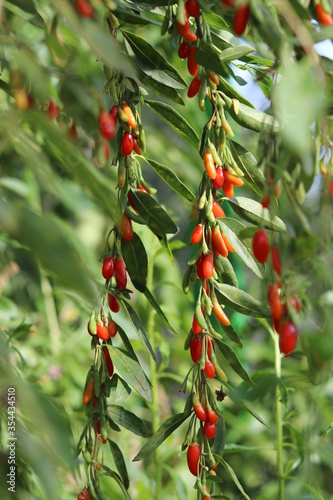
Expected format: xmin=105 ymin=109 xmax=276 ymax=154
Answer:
xmin=252 ymin=227 xmax=300 ymax=356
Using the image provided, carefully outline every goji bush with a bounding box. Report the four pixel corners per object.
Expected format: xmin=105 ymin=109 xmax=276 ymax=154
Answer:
xmin=0 ymin=1 xmax=333 ymax=499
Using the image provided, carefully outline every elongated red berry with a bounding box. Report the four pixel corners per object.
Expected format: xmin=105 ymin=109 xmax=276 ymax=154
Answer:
xmin=114 ymin=257 xmax=127 ymax=291
xmin=252 ymin=229 xmax=269 ymax=264
xmin=191 ymin=224 xmax=203 ymax=245
xmin=187 ymin=77 xmax=201 ymax=98
xmin=207 ymin=408 xmax=218 ymax=424
xmin=178 ymin=41 xmax=190 ymax=59
xmin=190 ymin=337 xmax=202 ymax=363
xmin=271 ymin=247 xmax=282 ymax=275
xmin=120 ymin=213 xmax=133 ymax=241
xmin=279 ymin=322 xmax=298 ymax=356
xmin=96 ymin=323 xmax=109 ymax=341
xmin=102 ymin=257 xmax=114 ymax=280
xmin=102 ymin=345 xmax=114 ymax=376
xmin=268 ymin=284 xmax=283 ymax=320
xmin=108 ymin=293 xmax=120 ymax=313
xmin=192 ymin=313 xmax=202 ymax=335
xmin=186 ymin=0 xmax=200 ymax=18
xmin=196 ymin=254 xmax=205 ymax=280
xmin=187 ymin=46 xmax=199 ymax=76
xmin=47 ymin=101 xmax=60 ymax=120
xmin=233 ymin=4 xmax=250 ymax=36
xmin=108 ymin=321 xmax=118 ymax=338
xmin=212 ymin=200 xmax=225 ymax=218
xmin=204 ymin=420 xmax=216 ymax=439
xmin=121 ymin=132 xmax=134 ymax=156
xmin=212 ymin=167 xmax=225 ymax=189
xmin=203 ymin=252 xmax=214 ymax=279
xmin=99 ymin=109 xmax=116 ymax=140
xmin=75 ymin=0 xmax=94 ymax=18
xmin=187 ymin=443 xmax=200 ymax=476
xmin=204 ymin=360 xmax=216 ymax=378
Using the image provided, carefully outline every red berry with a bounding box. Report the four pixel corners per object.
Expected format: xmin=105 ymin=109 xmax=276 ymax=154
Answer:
xmin=187 ymin=46 xmax=199 ymax=77
xmin=109 ymin=104 xmax=118 ymax=122
xmin=114 ymin=257 xmax=127 ymax=291
xmin=212 ymin=200 xmax=225 ymax=218
xmin=252 ymin=229 xmax=270 ymax=264
xmin=196 ymin=254 xmax=205 ymax=280
xmin=272 ymin=316 xmax=282 ymax=334
xmin=191 ymin=224 xmax=203 ymax=245
xmin=187 ymin=443 xmax=201 ymax=476
xmin=212 ymin=167 xmax=225 ymax=189
xmin=120 ymin=213 xmax=133 ymax=241
xmin=190 ymin=337 xmax=202 ymax=363
xmin=207 ymin=408 xmax=218 ymax=424
xmin=99 ymin=109 xmax=116 ymax=140
xmin=261 ymin=194 xmax=270 ymax=208
xmin=205 ymin=336 xmax=215 ymax=360
xmin=279 ymin=322 xmax=298 ymax=356
xmin=108 ymin=321 xmax=118 ymax=338
xmin=330 ymin=180 xmax=333 ymax=199
xmin=178 ymin=41 xmax=190 ymax=59
xmin=271 ymin=247 xmax=282 ymax=276
xmin=204 ymin=360 xmax=216 ymax=378
xmin=102 ymin=345 xmax=114 ymax=376
xmin=316 ymin=3 xmax=333 ymax=25
xmin=204 ymin=420 xmax=216 ymax=439
xmin=187 ymin=77 xmax=201 ymax=98
xmin=102 ymin=257 xmax=114 ymax=280
xmin=268 ymin=284 xmax=283 ymax=320
xmin=47 ymin=100 xmax=59 ymax=120
xmin=96 ymin=323 xmax=109 ymax=341
xmin=222 ymin=0 xmax=235 ymax=6
xmin=121 ymin=132 xmax=134 ymax=156
xmin=193 ymin=402 xmax=207 ymax=422
xmin=108 ymin=293 xmax=120 ymax=313
xmin=192 ymin=313 xmax=202 ymax=335
xmin=186 ymin=0 xmax=200 ymax=18
xmin=202 ymin=252 xmax=214 ymax=279
xmin=233 ymin=4 xmax=250 ymax=36
xmin=75 ymin=0 xmax=94 ymax=18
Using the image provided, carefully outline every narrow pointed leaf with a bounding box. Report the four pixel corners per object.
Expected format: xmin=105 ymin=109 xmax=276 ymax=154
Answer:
xmin=107 ymin=346 xmax=152 ymax=402
xmin=130 ymin=189 xmax=178 ymax=235
xmin=119 ymin=299 xmax=156 ymax=361
xmin=122 ymin=30 xmax=186 ymax=87
xmin=100 ymin=465 xmax=131 ymax=500
xmin=144 ymin=287 xmax=178 ymax=334
xmin=109 ymin=440 xmax=130 ymax=490
xmin=218 ymin=220 xmax=263 ymax=278
xmin=224 ymin=197 xmax=287 ymax=232
xmin=219 ymin=45 xmax=255 ymax=63
xmin=215 ymin=456 xmax=250 ymax=500
xmin=145 ymin=100 xmax=199 ymax=149
xmin=228 ymin=140 xmax=266 ymax=195
xmin=214 ymin=282 xmax=270 ymax=317
xmin=215 ymin=338 xmax=252 ymax=384
xmin=121 ymin=232 xmax=147 ymax=292
xmin=133 ymin=412 xmax=190 ymax=461
xmin=108 ymin=405 xmax=152 ymax=437
xmin=144 ymin=158 xmax=195 ymax=202
xmin=226 ymin=385 xmax=269 ymax=427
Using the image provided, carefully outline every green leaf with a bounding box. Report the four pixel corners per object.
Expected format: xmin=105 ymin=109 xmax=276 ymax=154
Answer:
xmin=226 ymin=384 xmax=269 ymax=427
xmin=108 ymin=405 xmax=152 ymax=438
xmin=219 ymin=44 xmax=255 ymax=64
xmin=272 ymin=57 xmax=326 ymax=155
xmin=130 ymin=189 xmax=178 ymax=235
xmin=222 ymin=92 xmax=279 ymax=133
xmin=213 ymin=413 xmax=226 ymax=457
xmin=145 ymin=100 xmax=199 ymax=149
xmin=143 ymin=158 xmax=195 ymax=202
xmin=108 ymin=440 xmax=130 ymax=490
xmin=220 ymin=77 xmax=255 ymax=109
xmin=114 ymin=6 xmax=161 ymax=26
xmin=228 ymin=140 xmax=266 ymax=195
xmin=194 ymin=40 xmax=230 ymax=78
xmin=130 ymin=59 xmax=184 ymax=104
xmin=144 ymin=287 xmax=178 ymax=334
xmin=214 ymin=282 xmax=270 ymax=318
xmin=219 ymin=323 xmax=243 ymax=347
xmin=0 ymin=200 xmax=96 ymax=302
xmin=224 ymin=197 xmax=287 ymax=232
xmin=215 ymin=456 xmax=250 ymax=500
xmin=119 ymin=299 xmax=156 ymax=361
xmin=121 ymin=233 xmax=148 ymax=292
xmin=107 ymin=346 xmax=152 ymax=402
xmin=288 ymin=476 xmax=325 ymax=500
xmin=215 ymin=339 xmax=252 ymax=384
xmin=218 ymin=220 xmax=263 ymax=279
xmin=122 ymin=30 xmax=186 ymax=87
xmin=100 ymin=465 xmax=131 ymax=500
xmin=216 ymin=255 xmax=239 ymax=288
xmin=133 ymin=412 xmax=190 ymax=461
